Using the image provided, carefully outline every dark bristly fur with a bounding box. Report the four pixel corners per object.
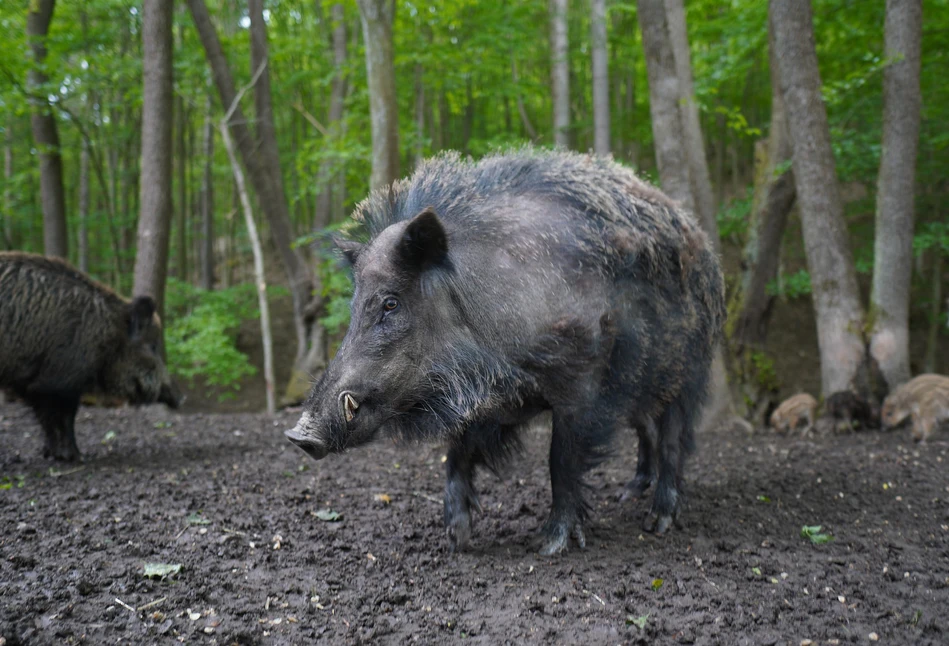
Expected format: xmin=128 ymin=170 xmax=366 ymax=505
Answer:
xmin=0 ymin=252 xmax=182 ymax=461
xmin=288 ymin=147 xmax=726 ymax=554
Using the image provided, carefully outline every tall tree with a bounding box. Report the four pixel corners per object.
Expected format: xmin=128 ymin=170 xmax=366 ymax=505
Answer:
xmin=636 ymin=0 xmax=692 ymax=211
xmin=3 ymin=117 xmax=13 ymax=249
xmin=133 ymin=0 xmax=174 ymax=316
xmin=27 ymin=0 xmax=68 ymax=259
xmin=78 ymin=139 xmax=90 ymax=273
xmin=664 ymin=0 xmax=718 ymax=252
xmin=870 ymin=0 xmax=923 ymax=389
xmin=189 ymin=0 xmax=323 ymax=403
xmin=199 ymin=86 xmax=214 ymax=290
xmin=356 ymin=0 xmax=400 ymax=191
xmin=549 ymin=0 xmax=570 ymax=148
xmin=731 ymin=15 xmax=796 ymax=353
xmin=176 ymin=93 xmax=188 ymax=280
xmin=771 ymin=0 xmax=866 ymax=397
xmin=314 ymin=3 xmax=348 ymax=230
xmin=590 ymin=0 xmax=610 ymax=156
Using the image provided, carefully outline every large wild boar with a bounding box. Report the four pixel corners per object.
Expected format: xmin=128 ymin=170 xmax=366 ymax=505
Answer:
xmin=0 ymin=252 xmax=182 ymax=461
xmin=286 ymin=149 xmax=726 ymax=554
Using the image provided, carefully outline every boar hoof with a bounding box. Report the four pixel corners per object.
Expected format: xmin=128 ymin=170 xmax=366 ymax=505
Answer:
xmin=43 ymin=443 xmax=81 ymax=462
xmin=617 ymin=475 xmax=655 ymax=503
xmin=538 ymin=519 xmax=586 ymax=555
xmin=643 ymin=509 xmax=682 ymax=536
xmin=444 ymin=488 xmax=480 ymax=552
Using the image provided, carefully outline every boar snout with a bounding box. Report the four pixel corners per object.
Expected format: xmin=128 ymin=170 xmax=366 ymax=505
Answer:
xmin=159 ymin=381 xmax=185 ymax=409
xmin=286 ymin=412 xmax=330 ymax=461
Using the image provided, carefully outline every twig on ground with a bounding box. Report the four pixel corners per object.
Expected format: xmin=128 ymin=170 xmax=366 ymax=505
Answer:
xmin=138 ymin=597 xmax=167 ymax=612
xmin=114 ymin=598 xmax=136 ymax=613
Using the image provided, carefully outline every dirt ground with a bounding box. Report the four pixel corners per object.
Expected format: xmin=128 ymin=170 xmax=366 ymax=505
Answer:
xmin=1 ymin=402 xmax=947 ymax=645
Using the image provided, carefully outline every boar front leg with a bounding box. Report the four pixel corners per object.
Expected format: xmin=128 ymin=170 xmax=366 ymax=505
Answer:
xmin=618 ymin=418 xmax=658 ymax=502
xmin=540 ymin=406 xmax=615 ymax=555
xmin=444 ymin=421 xmax=519 ymax=552
xmin=27 ymin=393 xmax=81 ymax=461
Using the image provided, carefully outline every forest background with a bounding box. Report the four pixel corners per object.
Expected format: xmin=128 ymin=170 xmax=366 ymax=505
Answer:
xmin=0 ymin=0 xmax=945 ymax=421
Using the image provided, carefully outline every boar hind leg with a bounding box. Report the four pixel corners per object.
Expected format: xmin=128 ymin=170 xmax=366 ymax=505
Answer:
xmin=27 ymin=393 xmax=81 ymax=461
xmin=444 ymin=422 xmax=519 ymax=552
xmin=619 ymin=419 xmax=658 ymax=502
xmin=540 ymin=408 xmax=613 ymax=555
xmin=644 ymin=401 xmax=690 ymax=535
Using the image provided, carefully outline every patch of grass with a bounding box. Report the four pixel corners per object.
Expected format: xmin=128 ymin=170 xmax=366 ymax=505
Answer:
xmin=801 ymin=525 xmax=834 ymax=545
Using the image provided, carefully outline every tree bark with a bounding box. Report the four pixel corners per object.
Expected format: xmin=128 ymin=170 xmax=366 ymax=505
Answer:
xmin=27 ymin=0 xmax=68 ymax=259
xmin=189 ymin=0 xmax=323 ymax=403
xmin=78 ymin=138 xmax=90 ymax=273
xmin=356 ymin=0 xmax=400 ymax=191
xmin=133 ymin=0 xmax=174 ymax=317
xmin=771 ymin=0 xmax=866 ymax=397
xmin=199 ymin=86 xmax=215 ymax=290
xmin=732 ymin=16 xmax=795 ymax=352
xmin=176 ymin=94 xmax=188 ymax=280
xmin=3 ymin=117 xmax=13 ymax=249
xmin=221 ymin=122 xmax=275 ymax=415
xmin=314 ymin=3 xmax=347 ymax=229
xmin=870 ymin=0 xmax=923 ymax=390
xmin=549 ymin=0 xmax=570 ymax=148
xmin=664 ymin=0 xmax=718 ymax=252
xmin=923 ymin=253 xmax=942 ymax=374
xmin=512 ymin=60 xmax=539 ymax=141
xmin=590 ymin=0 xmax=610 ymax=156
xmin=414 ymin=63 xmax=425 ymax=168
xmin=636 ymin=0 xmax=692 ymax=212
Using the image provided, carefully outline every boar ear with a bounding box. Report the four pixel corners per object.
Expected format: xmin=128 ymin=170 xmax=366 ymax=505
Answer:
xmin=334 ymin=238 xmax=364 ymax=267
xmin=399 ymin=208 xmax=448 ymax=270
xmin=127 ymin=296 xmax=157 ymax=338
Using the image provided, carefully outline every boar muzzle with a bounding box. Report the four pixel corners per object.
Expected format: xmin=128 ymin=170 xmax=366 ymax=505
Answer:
xmin=285 ymin=412 xmax=329 ymax=460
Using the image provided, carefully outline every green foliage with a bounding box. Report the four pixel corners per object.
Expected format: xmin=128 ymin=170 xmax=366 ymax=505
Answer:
xmin=913 ymin=222 xmax=949 ymax=257
xmin=749 ymin=351 xmax=779 ymax=393
xmin=716 ymin=190 xmax=752 ymax=244
xmin=767 ymin=269 xmax=812 ymax=301
xmin=163 ymin=278 xmax=263 ymax=398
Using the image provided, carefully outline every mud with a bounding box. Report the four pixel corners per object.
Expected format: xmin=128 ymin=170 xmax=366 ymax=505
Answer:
xmin=1 ymin=403 xmax=947 ymax=645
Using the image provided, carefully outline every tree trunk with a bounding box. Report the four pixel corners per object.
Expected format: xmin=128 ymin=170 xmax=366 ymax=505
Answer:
xmin=771 ymin=0 xmax=866 ymax=397
xmin=732 ymin=15 xmax=796 ymax=352
xmin=549 ymin=0 xmax=570 ymax=148
xmin=356 ymin=0 xmax=400 ymax=191
xmin=221 ymin=123 xmax=275 ymax=415
xmin=664 ymin=0 xmax=718 ymax=252
xmin=3 ymin=117 xmax=13 ymax=249
xmin=314 ymin=3 xmax=348 ymax=230
xmin=870 ymin=0 xmax=923 ymax=390
xmin=78 ymin=138 xmax=90 ymax=273
xmin=27 ymin=0 xmax=68 ymax=259
xmin=923 ymin=253 xmax=942 ymax=374
xmin=636 ymin=0 xmax=692 ymax=212
xmin=189 ymin=0 xmax=322 ymax=403
xmin=512 ymin=60 xmax=539 ymax=141
xmin=133 ymin=0 xmax=174 ymax=317
xmin=176 ymin=94 xmax=188 ymax=281
xmin=199 ymin=87 xmax=215 ymax=290
xmin=414 ymin=63 xmax=425 ymax=168
xmin=590 ymin=0 xmax=610 ymax=156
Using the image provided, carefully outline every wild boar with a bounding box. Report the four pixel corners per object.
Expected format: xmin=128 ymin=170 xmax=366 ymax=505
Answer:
xmin=769 ymin=393 xmax=818 ymax=435
xmin=286 ymin=149 xmax=726 ymax=554
xmin=0 ymin=252 xmax=182 ymax=460
xmin=824 ymin=390 xmax=878 ymax=433
xmin=881 ymin=374 xmax=949 ymax=443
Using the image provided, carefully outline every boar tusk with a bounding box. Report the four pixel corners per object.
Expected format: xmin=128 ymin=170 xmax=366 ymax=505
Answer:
xmin=344 ymin=393 xmax=359 ymax=422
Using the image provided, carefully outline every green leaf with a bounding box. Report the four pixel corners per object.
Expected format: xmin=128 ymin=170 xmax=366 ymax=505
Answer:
xmin=800 ymin=525 xmax=834 ymax=544
xmin=651 ymin=578 xmax=663 ymax=592
xmin=626 ymin=614 xmax=649 ymax=629
xmin=186 ymin=513 xmax=211 ymax=526
xmin=752 ymin=567 xmax=762 ymax=576
xmin=756 ymin=495 xmax=771 ymax=503
xmin=314 ymin=509 xmax=342 ymax=522
xmin=143 ymin=563 xmax=182 ymax=579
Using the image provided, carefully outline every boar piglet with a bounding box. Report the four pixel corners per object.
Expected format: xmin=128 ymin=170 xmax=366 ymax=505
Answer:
xmin=287 ymin=149 xmax=726 ymax=554
xmin=0 ymin=252 xmax=182 ymax=461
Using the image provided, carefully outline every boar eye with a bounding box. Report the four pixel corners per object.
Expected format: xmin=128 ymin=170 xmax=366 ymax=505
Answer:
xmin=383 ymin=297 xmax=400 ymax=313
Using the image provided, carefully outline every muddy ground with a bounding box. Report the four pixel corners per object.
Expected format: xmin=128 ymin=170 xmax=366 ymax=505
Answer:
xmin=1 ymin=402 xmax=947 ymax=645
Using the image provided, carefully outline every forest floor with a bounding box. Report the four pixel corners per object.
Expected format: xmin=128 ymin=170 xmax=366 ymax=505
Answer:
xmin=1 ymin=402 xmax=947 ymax=645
